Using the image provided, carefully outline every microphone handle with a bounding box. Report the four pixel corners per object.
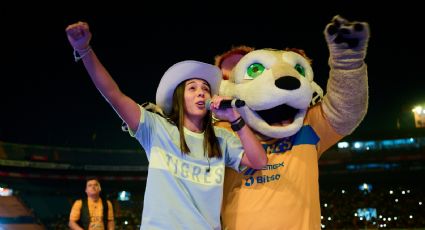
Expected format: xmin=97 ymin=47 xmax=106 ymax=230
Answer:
xmin=219 ymin=99 xmax=245 ymax=109
xmin=206 ymin=99 xmax=245 ymax=110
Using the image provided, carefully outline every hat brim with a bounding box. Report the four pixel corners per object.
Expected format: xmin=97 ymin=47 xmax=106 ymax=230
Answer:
xmin=156 ymin=60 xmax=222 ymax=114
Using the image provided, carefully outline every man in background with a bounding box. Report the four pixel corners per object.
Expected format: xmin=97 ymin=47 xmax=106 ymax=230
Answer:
xmin=69 ymin=178 xmax=114 ymax=230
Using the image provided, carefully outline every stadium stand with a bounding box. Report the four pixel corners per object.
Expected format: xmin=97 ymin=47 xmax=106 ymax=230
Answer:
xmin=0 ymin=128 xmax=424 ymax=229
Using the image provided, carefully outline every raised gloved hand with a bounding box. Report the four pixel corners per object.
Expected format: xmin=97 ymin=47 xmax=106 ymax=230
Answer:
xmin=324 ymin=15 xmax=370 ymax=70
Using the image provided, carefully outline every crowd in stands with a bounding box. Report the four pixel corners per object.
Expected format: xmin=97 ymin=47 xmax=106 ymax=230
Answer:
xmin=1 ymin=182 xmax=421 ymax=229
xmin=320 ymin=185 xmax=425 ymax=229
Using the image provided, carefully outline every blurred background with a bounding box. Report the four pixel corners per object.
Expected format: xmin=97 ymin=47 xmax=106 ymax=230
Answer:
xmin=1 ymin=1 xmax=424 ymax=229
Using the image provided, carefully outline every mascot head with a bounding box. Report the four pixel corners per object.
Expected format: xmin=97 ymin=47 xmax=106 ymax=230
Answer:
xmin=216 ymin=47 xmax=323 ymax=139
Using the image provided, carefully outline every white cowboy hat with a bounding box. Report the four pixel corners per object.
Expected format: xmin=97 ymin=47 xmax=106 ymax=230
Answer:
xmin=156 ymin=60 xmax=222 ymax=114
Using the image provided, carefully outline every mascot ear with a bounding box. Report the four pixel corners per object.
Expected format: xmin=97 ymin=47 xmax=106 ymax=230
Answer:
xmin=215 ymin=45 xmax=255 ymax=80
xmin=310 ymin=81 xmax=324 ymax=106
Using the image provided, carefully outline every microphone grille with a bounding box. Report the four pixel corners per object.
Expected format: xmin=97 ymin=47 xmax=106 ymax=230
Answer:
xmin=235 ymin=99 xmax=245 ymax=108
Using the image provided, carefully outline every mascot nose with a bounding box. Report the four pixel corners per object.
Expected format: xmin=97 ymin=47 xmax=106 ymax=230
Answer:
xmin=275 ymin=76 xmax=301 ymax=90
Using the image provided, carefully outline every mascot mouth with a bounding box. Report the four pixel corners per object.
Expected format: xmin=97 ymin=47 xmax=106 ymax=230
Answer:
xmin=256 ymin=104 xmax=299 ymax=124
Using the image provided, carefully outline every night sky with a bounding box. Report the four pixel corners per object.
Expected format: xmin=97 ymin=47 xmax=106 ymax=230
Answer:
xmin=1 ymin=1 xmax=424 ymax=149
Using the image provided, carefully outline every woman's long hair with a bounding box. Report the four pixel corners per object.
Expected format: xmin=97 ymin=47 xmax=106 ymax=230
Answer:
xmin=168 ymin=80 xmax=222 ymax=158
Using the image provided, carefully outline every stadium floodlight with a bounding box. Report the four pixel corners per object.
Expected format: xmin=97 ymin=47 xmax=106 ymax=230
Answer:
xmin=118 ymin=190 xmax=131 ymax=201
xmin=412 ymin=105 xmax=425 ymax=128
xmin=0 ymin=187 xmax=13 ymax=196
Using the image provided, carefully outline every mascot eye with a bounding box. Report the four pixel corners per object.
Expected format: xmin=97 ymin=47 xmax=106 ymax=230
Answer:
xmin=294 ymin=64 xmax=306 ymax=77
xmin=246 ymin=63 xmax=265 ymax=79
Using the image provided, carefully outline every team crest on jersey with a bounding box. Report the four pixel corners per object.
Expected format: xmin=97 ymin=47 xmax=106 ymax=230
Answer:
xmin=262 ymin=137 xmax=293 ymax=154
